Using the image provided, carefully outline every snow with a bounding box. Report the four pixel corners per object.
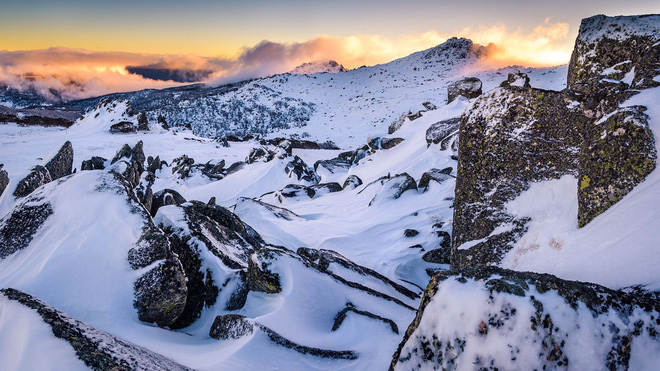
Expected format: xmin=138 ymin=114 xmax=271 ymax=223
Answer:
xmin=289 ymin=60 xmax=347 ymax=75
xmin=577 ymin=14 xmax=660 ymax=44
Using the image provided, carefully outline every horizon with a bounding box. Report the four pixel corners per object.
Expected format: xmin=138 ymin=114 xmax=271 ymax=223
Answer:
xmin=1 ymin=0 xmax=658 ymax=100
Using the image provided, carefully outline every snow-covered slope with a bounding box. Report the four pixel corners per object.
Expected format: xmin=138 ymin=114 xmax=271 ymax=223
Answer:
xmin=289 ymin=60 xmax=347 ymax=74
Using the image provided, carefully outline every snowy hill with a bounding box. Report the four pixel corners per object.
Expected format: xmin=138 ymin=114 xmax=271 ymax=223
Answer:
xmin=0 ymin=13 xmax=659 ymax=371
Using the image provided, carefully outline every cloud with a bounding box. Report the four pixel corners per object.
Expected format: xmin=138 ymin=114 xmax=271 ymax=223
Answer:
xmin=0 ymin=19 xmax=574 ymax=101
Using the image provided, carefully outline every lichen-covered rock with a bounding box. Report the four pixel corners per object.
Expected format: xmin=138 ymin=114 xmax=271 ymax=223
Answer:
xmin=247 ymin=248 xmax=283 ymax=294
xmin=0 ymin=164 xmax=9 ymax=197
xmin=342 ymin=174 xmax=363 ymax=190
xmin=209 ymin=314 xmax=255 ymax=340
xmin=425 ymin=118 xmax=460 ymax=147
xmin=133 ymin=258 xmax=188 ymax=327
xmin=421 ymin=248 xmax=450 ymax=264
xmin=452 ymin=87 xmax=589 ymax=269
xmin=1 ymin=288 xmax=192 ymax=371
xmin=578 ymin=106 xmax=656 ymax=226
xmin=391 ymin=267 xmax=660 ymax=370
xmin=44 ymin=141 xmax=73 ymax=180
xmin=109 ymin=121 xmax=138 ymax=133
xmin=285 ymin=155 xmax=320 ymax=184
xmin=13 ymin=165 xmax=52 ymax=197
xmin=81 ymin=156 xmax=106 ymax=171
xmin=418 ymin=168 xmax=453 ymax=190
xmin=447 ymin=77 xmax=482 ymax=103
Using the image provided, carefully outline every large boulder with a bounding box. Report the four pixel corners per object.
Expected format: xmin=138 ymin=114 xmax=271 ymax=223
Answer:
xmin=151 ymin=189 xmax=187 ymax=216
xmin=392 ymin=267 xmax=660 ymax=370
xmin=285 ymin=156 xmax=320 ymax=184
xmin=209 ymin=314 xmax=255 ymax=340
xmin=342 ymin=175 xmax=363 ymax=190
xmin=0 ymin=199 xmax=53 ymax=259
xmin=367 ymin=173 xmax=418 ymax=206
xmin=81 ymin=156 xmax=106 ymax=171
xmin=447 ymin=77 xmax=482 ymax=103
xmin=425 ymin=118 xmax=460 ymax=147
xmin=418 ymin=167 xmax=453 ymax=190
xmin=109 ymin=121 xmax=137 ymax=134
xmin=44 ymin=141 xmax=73 ymax=180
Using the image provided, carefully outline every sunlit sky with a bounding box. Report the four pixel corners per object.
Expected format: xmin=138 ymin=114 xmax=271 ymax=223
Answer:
xmin=0 ymin=0 xmax=658 ymax=98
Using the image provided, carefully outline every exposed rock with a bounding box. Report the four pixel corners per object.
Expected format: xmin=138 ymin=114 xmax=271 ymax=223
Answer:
xmin=201 ymin=159 xmax=225 ymax=180
xmin=0 ymin=201 xmax=53 ymax=259
xmin=225 ymin=161 xmax=246 ymax=175
xmin=315 ymin=157 xmax=352 ymax=174
xmin=246 ymin=146 xmax=276 ymax=164
xmin=421 ymin=248 xmax=450 ymax=264
xmin=280 ymin=184 xmax=315 ymax=198
xmin=137 ymin=112 xmax=149 ymax=131
xmin=237 ymin=197 xmax=302 ymax=221
xmin=342 ymin=175 xmax=363 ymax=190
xmin=367 ymin=173 xmax=417 ymax=206
xmin=500 ymin=71 xmax=531 ymax=88
xmin=418 ymin=168 xmax=453 ymax=190
xmin=13 ymin=165 xmax=52 ymax=197
xmin=403 ymin=229 xmax=419 ymax=238
xmin=380 ymin=137 xmax=405 ymax=150
xmin=452 ymin=87 xmax=589 ymax=269
xmin=310 ymin=182 xmax=342 ymax=196
xmin=425 ymin=118 xmax=460 ymax=146
xmin=391 ymin=266 xmax=660 ymax=370
xmin=422 ymin=102 xmax=437 ymax=111
xmin=257 ymin=322 xmax=358 ymax=360
xmin=109 ymin=121 xmax=138 ymax=134
xmin=81 ymin=156 xmax=106 ymax=171
xmin=447 ymin=77 xmax=482 ymax=103
xmin=209 ymin=314 xmax=255 ymax=340
xmin=0 ymin=164 xmax=9 ymax=197
xmin=247 ymin=248 xmax=283 ymax=294
xmin=333 ymin=303 xmax=399 ymax=334
xmin=1 ymin=288 xmax=192 ymax=371
xmin=172 ymin=154 xmax=195 ymax=179
xmin=388 ymin=114 xmax=408 ymax=134
xmin=151 ymin=189 xmax=187 ymax=216
xmin=578 ymin=107 xmax=656 ymax=226
xmin=285 ymin=156 xmax=320 ymax=184
xmin=44 ymin=141 xmax=73 ymax=180
xmin=146 ymin=155 xmax=163 ymax=174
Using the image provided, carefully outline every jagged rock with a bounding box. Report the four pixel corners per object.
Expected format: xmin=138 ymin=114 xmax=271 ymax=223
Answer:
xmin=108 ymin=142 xmax=146 ymax=187
xmin=342 ymin=175 xmax=363 ymax=190
xmin=44 ymin=141 xmax=73 ymax=180
xmin=315 ymin=157 xmax=352 ymax=174
xmin=109 ymin=121 xmax=137 ymax=133
xmin=151 ymin=189 xmax=187 ymax=216
xmin=158 ymin=114 xmax=169 ymax=130
xmin=172 ymin=154 xmax=195 ymax=179
xmin=578 ymin=107 xmax=656 ymax=226
xmin=452 ymin=86 xmax=589 ymax=269
xmin=201 ymin=159 xmax=225 ymax=180
xmin=500 ymin=72 xmax=531 ymax=88
xmin=13 ymin=165 xmax=52 ymax=197
xmin=0 ymin=164 xmax=9 ymax=197
xmin=425 ymin=118 xmax=460 ymax=146
xmin=131 ymin=141 xmax=146 ymax=174
xmin=392 ymin=266 xmax=660 ymax=370
xmin=146 ymin=155 xmax=162 ymax=174
xmin=418 ymin=168 xmax=453 ymax=190
xmin=1 ymin=288 xmax=192 ymax=371
xmin=333 ymin=303 xmax=399 ymax=334
xmin=280 ymin=184 xmax=315 ymax=198
xmin=81 ymin=156 xmax=106 ymax=171
xmin=403 ymin=229 xmax=419 ymax=237
xmin=137 ymin=112 xmax=149 ymax=131
xmin=337 ymin=145 xmax=371 ymax=166
xmin=285 ymin=156 xmax=320 ymax=184
xmin=436 ymin=231 xmax=451 ymax=249
xmin=310 ymin=182 xmax=342 ymax=196
xmin=0 ymin=201 xmax=53 ymax=259
xmin=246 ymin=146 xmax=276 ymax=164
xmin=381 ymin=137 xmax=404 ymax=150
xmin=422 ymin=248 xmax=450 ymax=264
xmin=111 ymin=144 xmax=132 ymax=164
xmin=209 ymin=314 xmax=255 ymax=340
xmin=447 ymin=77 xmax=482 ymax=103
xmin=368 ymin=173 xmax=417 ymax=206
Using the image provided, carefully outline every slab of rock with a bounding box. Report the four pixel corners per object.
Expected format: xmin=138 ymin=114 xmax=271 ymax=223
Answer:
xmin=13 ymin=165 xmax=52 ymax=198
xmin=44 ymin=141 xmax=73 ymax=180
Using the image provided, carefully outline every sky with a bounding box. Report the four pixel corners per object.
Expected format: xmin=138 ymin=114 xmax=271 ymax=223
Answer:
xmin=0 ymin=0 xmax=658 ymax=99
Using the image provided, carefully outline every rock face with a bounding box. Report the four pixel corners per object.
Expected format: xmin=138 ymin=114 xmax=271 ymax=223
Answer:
xmin=447 ymin=77 xmax=482 ymax=103
xmin=451 ymin=86 xmax=589 ymax=268
xmin=0 ymin=200 xmax=53 ymax=259
xmin=1 ymin=288 xmax=192 ymax=371
xmin=13 ymin=165 xmax=52 ymax=197
xmin=391 ymin=267 xmax=660 ymax=370
xmin=209 ymin=314 xmax=255 ymax=340
xmin=44 ymin=141 xmax=73 ymax=180
xmin=0 ymin=164 xmax=9 ymax=197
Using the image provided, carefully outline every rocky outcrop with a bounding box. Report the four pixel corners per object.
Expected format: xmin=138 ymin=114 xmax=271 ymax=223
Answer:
xmin=342 ymin=175 xmax=363 ymax=190
xmin=364 ymin=173 xmax=417 ymax=206
xmin=246 ymin=146 xmax=277 ymax=164
xmin=13 ymin=165 xmax=52 ymax=197
xmin=133 ymin=258 xmax=188 ymax=327
xmin=284 ymin=155 xmax=320 ymax=184
xmin=209 ymin=314 xmax=255 ymax=340
xmin=109 ymin=142 xmax=146 ymax=188
xmin=44 ymin=141 xmax=73 ymax=180
xmin=151 ymin=189 xmax=187 ymax=216
xmin=418 ymin=167 xmax=453 ymax=190
xmin=0 ymin=164 xmax=9 ymax=197
xmin=332 ymin=303 xmax=399 ymax=334
xmin=1 ymin=288 xmax=192 ymax=370
xmin=391 ymin=267 xmax=660 ymax=370
xmin=81 ymin=156 xmax=106 ymax=171
xmin=171 ymin=154 xmax=195 ymax=179
xmin=451 ymin=86 xmax=589 ymax=269
xmin=109 ymin=121 xmax=138 ymax=134
xmin=499 ymin=71 xmax=531 ymax=89
xmin=0 ymin=200 xmax=53 ymax=259
xmin=447 ymin=77 xmax=482 ymax=103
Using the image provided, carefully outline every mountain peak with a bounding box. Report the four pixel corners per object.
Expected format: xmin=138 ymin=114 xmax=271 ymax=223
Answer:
xmin=289 ymin=60 xmax=348 ymax=75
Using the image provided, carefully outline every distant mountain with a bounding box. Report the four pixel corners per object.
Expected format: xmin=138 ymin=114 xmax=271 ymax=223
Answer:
xmin=289 ymin=60 xmax=348 ymax=74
